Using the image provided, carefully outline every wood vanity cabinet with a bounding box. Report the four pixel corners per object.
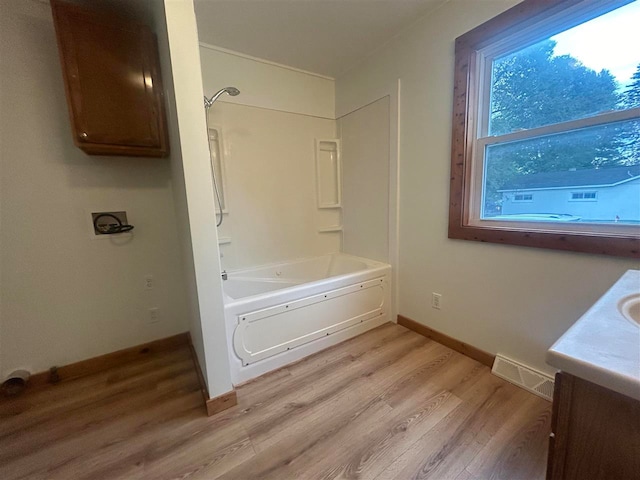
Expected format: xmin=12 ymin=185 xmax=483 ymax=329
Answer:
xmin=51 ymin=0 xmax=168 ymax=157
xmin=546 ymin=372 xmax=640 ymax=480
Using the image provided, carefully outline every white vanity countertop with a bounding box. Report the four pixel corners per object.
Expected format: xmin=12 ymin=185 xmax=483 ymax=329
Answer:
xmin=547 ymin=269 xmax=640 ymax=401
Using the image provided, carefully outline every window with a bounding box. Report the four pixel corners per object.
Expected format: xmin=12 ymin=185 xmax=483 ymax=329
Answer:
xmin=513 ymin=193 xmax=533 ymax=202
xmin=449 ymin=0 xmax=640 ymax=258
xmin=571 ymin=192 xmax=597 ymax=201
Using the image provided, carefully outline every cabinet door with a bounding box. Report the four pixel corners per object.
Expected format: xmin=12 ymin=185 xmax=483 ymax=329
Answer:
xmin=51 ymin=0 xmax=168 ymax=157
xmin=548 ymin=372 xmax=640 ymax=480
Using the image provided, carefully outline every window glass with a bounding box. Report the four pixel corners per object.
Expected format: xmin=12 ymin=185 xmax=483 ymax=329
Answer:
xmin=514 ymin=194 xmax=533 ymax=201
xmin=571 ymin=192 xmax=597 ymax=200
xmin=482 ymin=119 xmax=640 ymax=224
xmin=488 ymin=1 xmax=640 ymax=137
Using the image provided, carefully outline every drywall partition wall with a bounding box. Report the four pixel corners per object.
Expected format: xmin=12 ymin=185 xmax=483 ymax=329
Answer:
xmin=0 ymin=0 xmax=189 ymax=379
xmin=335 ymin=0 xmax=639 ymax=376
xmin=338 ymin=96 xmax=390 ymax=263
xmin=198 ymin=44 xmax=339 ymax=270
xmin=199 ymin=44 xmax=335 ymax=119
xmin=149 ymin=1 xmax=207 ymax=383
xmin=163 ymin=0 xmax=233 ymax=396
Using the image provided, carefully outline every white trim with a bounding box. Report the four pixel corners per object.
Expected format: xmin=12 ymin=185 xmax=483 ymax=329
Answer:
xmin=479 ymin=108 xmax=640 ymax=148
xmin=336 ymin=79 xmax=400 ymax=324
xmin=390 ymin=80 xmax=400 ymax=325
xmin=198 ymin=42 xmax=335 ymax=81
xmin=499 ymin=175 xmax=640 ymax=193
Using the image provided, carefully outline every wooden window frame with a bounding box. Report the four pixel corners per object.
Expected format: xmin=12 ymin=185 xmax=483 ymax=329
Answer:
xmin=448 ymin=0 xmax=640 ymax=258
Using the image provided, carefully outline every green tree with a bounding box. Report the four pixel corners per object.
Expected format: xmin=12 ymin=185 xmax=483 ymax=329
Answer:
xmin=484 ymin=39 xmax=628 ymax=212
xmin=490 ymin=40 xmax=620 ymax=137
xmin=621 ymin=63 xmax=640 ymax=163
xmin=624 ymin=64 xmax=640 ymax=108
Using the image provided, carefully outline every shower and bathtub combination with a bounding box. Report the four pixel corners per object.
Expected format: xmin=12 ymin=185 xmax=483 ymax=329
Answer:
xmin=223 ymin=253 xmax=391 ymax=384
xmin=203 ymin=87 xmax=393 ymax=385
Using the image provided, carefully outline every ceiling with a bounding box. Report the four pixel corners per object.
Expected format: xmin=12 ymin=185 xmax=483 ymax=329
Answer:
xmin=193 ymin=0 xmax=446 ymax=78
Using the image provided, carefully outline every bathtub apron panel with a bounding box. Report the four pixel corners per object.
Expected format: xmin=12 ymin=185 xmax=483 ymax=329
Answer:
xmin=222 ymin=253 xmax=392 ymax=384
xmin=233 ymin=278 xmax=385 ymax=365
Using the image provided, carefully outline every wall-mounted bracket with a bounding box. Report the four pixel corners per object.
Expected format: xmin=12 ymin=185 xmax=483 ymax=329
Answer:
xmin=91 ymin=211 xmax=134 ymax=235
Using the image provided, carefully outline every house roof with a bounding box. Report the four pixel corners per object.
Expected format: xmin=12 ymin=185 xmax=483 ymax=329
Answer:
xmin=500 ymin=164 xmax=640 ymax=191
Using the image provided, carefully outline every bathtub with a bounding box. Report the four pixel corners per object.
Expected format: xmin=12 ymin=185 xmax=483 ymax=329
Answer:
xmin=223 ymin=253 xmax=392 ymax=384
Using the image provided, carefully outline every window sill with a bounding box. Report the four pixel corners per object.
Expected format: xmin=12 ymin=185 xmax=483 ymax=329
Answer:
xmin=448 ymin=222 xmax=640 ymax=258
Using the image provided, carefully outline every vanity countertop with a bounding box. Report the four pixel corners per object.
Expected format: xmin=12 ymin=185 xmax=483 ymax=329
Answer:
xmin=546 ymin=269 xmax=640 ymax=400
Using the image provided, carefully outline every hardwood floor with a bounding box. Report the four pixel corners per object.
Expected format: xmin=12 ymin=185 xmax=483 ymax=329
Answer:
xmin=0 ymin=323 xmax=551 ymax=479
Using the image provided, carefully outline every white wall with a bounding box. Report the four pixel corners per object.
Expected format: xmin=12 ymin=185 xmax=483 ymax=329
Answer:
xmin=207 ymin=103 xmax=339 ymax=270
xmin=336 ymin=0 xmax=640 ymax=375
xmin=0 ymin=0 xmax=189 ymax=379
xmin=149 ymin=0 xmax=208 ymax=385
xmin=163 ymin=0 xmax=233 ymax=397
xmin=199 ymin=45 xmax=335 ymax=119
xmin=338 ymin=96 xmax=390 ymax=263
xmin=198 ymin=45 xmax=339 ymax=270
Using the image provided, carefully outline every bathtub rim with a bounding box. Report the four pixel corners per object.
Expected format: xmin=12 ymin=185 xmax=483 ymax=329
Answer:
xmin=224 ymin=252 xmax=387 ymax=278
xmin=223 ymin=253 xmax=390 ymax=307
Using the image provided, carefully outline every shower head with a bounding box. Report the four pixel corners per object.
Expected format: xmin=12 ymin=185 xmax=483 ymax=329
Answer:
xmin=204 ymin=87 xmax=241 ymax=108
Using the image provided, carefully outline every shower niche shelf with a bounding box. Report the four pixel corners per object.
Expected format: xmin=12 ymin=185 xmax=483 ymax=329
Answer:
xmin=315 ymin=139 xmax=342 ymax=209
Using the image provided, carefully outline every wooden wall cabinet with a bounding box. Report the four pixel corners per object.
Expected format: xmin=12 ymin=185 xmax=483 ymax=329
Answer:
xmin=547 ymin=372 xmax=640 ymax=480
xmin=51 ymin=0 xmax=169 ymax=157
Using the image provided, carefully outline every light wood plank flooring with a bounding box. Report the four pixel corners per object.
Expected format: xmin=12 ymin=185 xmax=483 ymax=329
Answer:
xmin=0 ymin=323 xmax=551 ymax=479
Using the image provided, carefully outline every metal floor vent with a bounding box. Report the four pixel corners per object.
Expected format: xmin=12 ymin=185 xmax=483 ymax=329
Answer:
xmin=492 ymin=354 xmax=555 ymax=401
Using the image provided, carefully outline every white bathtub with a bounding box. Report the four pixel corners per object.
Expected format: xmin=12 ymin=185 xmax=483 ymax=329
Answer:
xmin=223 ymin=253 xmax=392 ymax=384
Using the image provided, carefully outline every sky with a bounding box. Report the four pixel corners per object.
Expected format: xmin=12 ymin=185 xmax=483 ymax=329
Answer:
xmin=552 ymin=0 xmax=640 ymax=88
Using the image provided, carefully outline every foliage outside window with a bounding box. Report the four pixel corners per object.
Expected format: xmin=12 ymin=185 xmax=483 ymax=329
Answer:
xmin=449 ymin=0 xmax=640 ymax=258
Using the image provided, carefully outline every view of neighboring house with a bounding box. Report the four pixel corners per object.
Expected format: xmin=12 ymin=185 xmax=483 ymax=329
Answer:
xmin=496 ymin=164 xmax=640 ymax=223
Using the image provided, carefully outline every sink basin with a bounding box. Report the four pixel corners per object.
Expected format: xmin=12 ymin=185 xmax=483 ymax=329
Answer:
xmin=618 ymin=294 xmax=640 ymax=327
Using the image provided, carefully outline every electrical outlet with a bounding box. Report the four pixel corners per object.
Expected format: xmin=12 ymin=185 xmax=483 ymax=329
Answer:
xmin=432 ymin=293 xmax=442 ymax=310
xmin=144 ymin=275 xmax=154 ymax=290
xmin=149 ymin=308 xmax=159 ymax=324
